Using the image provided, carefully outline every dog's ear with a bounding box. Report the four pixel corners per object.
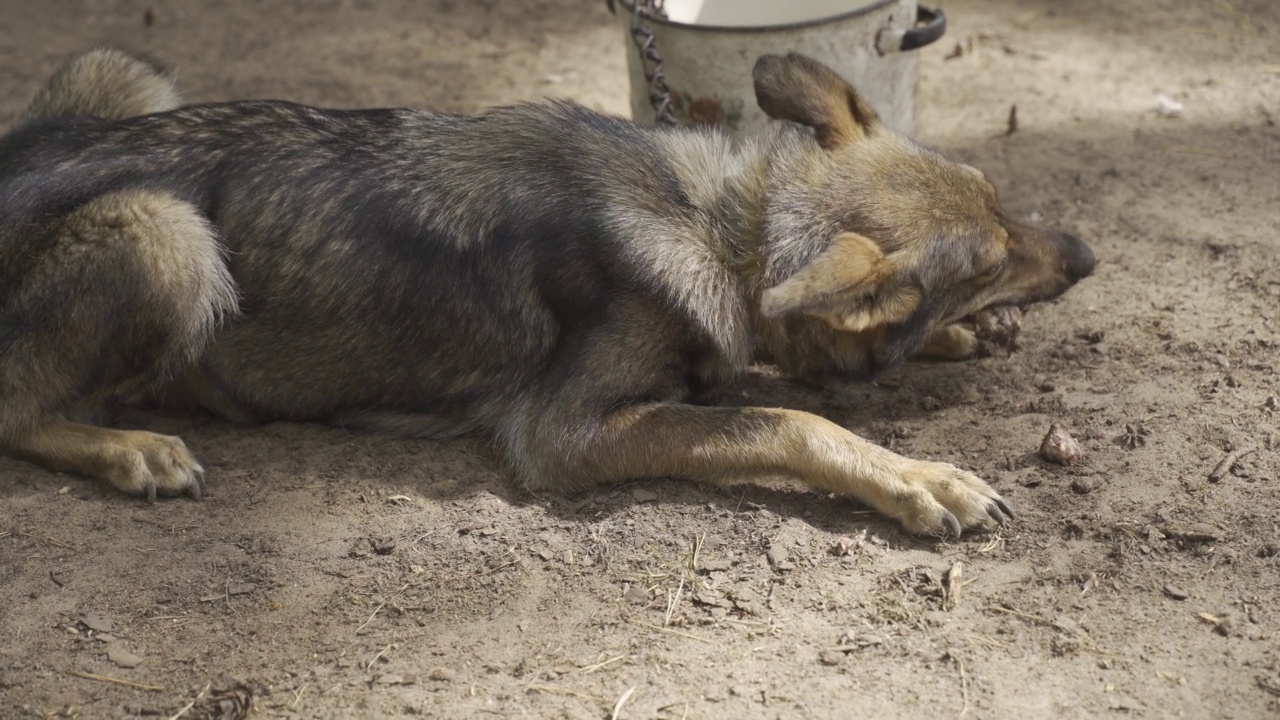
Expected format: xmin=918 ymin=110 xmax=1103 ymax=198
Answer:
xmin=752 ymin=52 xmax=881 ymax=149
xmin=760 ymin=232 xmax=920 ymax=332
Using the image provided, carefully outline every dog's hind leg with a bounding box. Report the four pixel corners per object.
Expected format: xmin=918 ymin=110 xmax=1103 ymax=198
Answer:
xmin=0 ymin=189 xmax=237 ymax=500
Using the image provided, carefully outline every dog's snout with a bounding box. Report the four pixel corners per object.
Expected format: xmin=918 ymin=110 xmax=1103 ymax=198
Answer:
xmin=1060 ymin=233 xmax=1095 ymax=281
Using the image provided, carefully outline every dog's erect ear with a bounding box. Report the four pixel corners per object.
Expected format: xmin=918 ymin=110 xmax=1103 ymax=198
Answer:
xmin=752 ymin=52 xmax=881 ymax=149
xmin=760 ymin=232 xmax=920 ymax=332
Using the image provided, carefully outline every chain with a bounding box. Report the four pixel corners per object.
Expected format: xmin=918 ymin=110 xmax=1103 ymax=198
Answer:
xmin=626 ymin=0 xmax=677 ymax=127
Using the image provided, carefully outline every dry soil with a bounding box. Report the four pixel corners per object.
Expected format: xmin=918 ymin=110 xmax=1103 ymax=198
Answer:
xmin=1 ymin=0 xmax=1278 ymax=718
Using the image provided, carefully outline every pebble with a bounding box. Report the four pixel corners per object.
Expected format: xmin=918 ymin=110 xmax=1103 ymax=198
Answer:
xmin=107 ymin=645 xmax=143 ymax=669
xmin=1163 ymin=584 xmax=1189 ymax=601
xmin=632 ymin=489 xmax=658 ymax=503
xmin=79 ymin=613 xmax=113 ymax=633
xmin=1041 ymin=423 xmax=1084 ymax=466
xmin=428 ymin=667 xmax=456 ymax=682
xmin=1070 ymin=478 xmax=1095 ymax=494
xmin=765 ymin=544 xmax=790 ymax=568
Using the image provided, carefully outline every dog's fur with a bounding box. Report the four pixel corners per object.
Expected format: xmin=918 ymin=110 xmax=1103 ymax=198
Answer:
xmin=0 ymin=48 xmax=1094 ymax=536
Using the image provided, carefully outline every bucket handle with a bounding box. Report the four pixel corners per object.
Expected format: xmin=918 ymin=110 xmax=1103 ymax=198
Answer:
xmin=876 ymin=5 xmax=947 ymax=55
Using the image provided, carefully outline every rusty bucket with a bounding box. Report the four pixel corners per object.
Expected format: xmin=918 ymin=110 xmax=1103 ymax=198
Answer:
xmin=609 ymin=0 xmax=946 ymax=138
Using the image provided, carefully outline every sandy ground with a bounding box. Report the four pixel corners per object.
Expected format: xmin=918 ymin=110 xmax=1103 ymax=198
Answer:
xmin=1 ymin=0 xmax=1278 ymax=718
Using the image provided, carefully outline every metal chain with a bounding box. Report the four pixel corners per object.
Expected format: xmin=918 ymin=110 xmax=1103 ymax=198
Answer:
xmin=627 ymin=0 xmax=677 ymax=127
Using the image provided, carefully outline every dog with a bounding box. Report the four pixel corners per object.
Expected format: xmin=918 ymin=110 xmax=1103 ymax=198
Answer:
xmin=0 ymin=48 xmax=1094 ymax=537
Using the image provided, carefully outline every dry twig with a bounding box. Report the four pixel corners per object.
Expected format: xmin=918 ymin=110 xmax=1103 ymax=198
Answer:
xmin=1208 ymin=445 xmax=1256 ymax=482
xmin=66 ymin=668 xmax=164 ymax=692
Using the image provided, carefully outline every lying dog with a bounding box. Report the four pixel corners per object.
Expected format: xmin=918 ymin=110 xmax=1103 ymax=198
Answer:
xmin=0 ymin=48 xmax=1093 ymax=537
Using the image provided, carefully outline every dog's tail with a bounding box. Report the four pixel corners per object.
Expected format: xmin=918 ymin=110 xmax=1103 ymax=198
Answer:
xmin=24 ymin=47 xmax=183 ymax=121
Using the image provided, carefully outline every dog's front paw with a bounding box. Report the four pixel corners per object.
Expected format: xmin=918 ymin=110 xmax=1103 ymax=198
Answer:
xmin=916 ymin=324 xmax=980 ymax=361
xmin=891 ymin=461 xmax=1011 ymax=538
xmin=102 ymin=431 xmax=206 ymax=502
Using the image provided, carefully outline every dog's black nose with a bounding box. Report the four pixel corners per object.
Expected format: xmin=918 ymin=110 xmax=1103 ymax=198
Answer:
xmin=1060 ymin=232 xmax=1095 ymax=281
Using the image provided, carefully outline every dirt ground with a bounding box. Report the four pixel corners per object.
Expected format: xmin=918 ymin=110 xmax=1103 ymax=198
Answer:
xmin=1 ymin=0 xmax=1278 ymax=718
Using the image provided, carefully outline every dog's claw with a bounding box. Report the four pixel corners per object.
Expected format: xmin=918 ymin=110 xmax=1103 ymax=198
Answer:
xmin=145 ymin=480 xmax=157 ymax=504
xmin=942 ymin=511 xmax=962 ymax=539
xmin=995 ymin=497 xmax=1014 ymax=519
xmin=189 ymin=467 xmax=205 ymax=501
xmin=986 ymin=503 xmax=1008 ymax=526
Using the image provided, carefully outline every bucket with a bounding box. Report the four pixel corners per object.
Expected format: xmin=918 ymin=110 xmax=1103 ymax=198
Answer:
xmin=608 ymin=0 xmax=946 ymax=138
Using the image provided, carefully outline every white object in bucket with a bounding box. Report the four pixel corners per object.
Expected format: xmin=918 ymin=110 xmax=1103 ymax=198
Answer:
xmin=612 ymin=0 xmax=946 ymax=138
xmin=665 ymin=0 xmax=877 ymax=28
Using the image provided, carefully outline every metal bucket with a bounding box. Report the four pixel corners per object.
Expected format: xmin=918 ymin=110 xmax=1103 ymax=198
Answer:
xmin=608 ymin=0 xmax=946 ymax=138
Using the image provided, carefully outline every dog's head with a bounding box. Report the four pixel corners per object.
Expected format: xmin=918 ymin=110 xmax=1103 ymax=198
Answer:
xmin=752 ymin=53 xmax=1095 ymax=377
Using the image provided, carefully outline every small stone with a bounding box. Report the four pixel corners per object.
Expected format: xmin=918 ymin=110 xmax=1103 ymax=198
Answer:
xmin=632 ymin=489 xmax=659 ymax=503
xmin=623 ymin=585 xmax=650 ymax=605
xmin=535 ymin=549 xmax=554 ymax=561
xmin=427 ymin=667 xmax=456 ymax=682
xmin=691 ymin=590 xmax=730 ymax=609
xmin=1214 ymin=615 xmax=1237 ymax=637
xmin=1161 ymin=523 xmax=1220 ymax=542
xmin=698 ymin=559 xmax=733 ymax=572
xmin=79 ymin=613 xmax=113 ymax=633
xmin=96 ymin=633 xmax=116 ymax=643
xmin=921 ymin=396 xmax=942 ymax=412
xmin=830 ymin=536 xmax=861 ymax=556
xmin=107 ymin=645 xmax=143 ymax=669
xmin=57 ymin=486 xmax=71 ymax=495
xmin=819 ymin=650 xmax=845 ymax=666
xmin=766 ymin=544 xmax=790 ymax=568
xmin=227 ymin=583 xmax=256 ymax=596
xmin=1163 ymin=584 xmax=1189 ymax=601
xmin=1040 ymin=423 xmax=1084 ymax=466
xmin=1070 ymin=478 xmax=1095 ymax=494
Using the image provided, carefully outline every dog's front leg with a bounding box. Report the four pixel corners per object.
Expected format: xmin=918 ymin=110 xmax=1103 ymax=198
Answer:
xmin=509 ymin=403 xmax=1009 ymax=538
xmin=3 ymin=418 xmax=205 ymax=501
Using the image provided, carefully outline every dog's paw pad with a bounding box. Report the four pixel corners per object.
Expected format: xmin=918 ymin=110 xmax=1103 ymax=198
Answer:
xmin=105 ymin=432 xmax=206 ymax=501
xmin=895 ymin=462 xmax=1010 ymax=537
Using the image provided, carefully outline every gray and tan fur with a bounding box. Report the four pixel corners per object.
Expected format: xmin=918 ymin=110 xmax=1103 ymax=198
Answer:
xmin=0 ymin=48 xmax=1094 ymax=536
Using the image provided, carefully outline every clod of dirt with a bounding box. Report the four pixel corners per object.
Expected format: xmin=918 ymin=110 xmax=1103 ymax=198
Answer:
xmin=79 ymin=613 xmax=113 ymax=633
xmin=427 ymin=667 xmax=456 ymax=682
xmin=1163 ymin=584 xmax=1189 ymax=601
xmin=830 ymin=536 xmax=862 ymax=556
xmin=197 ymin=682 xmax=254 ymax=720
xmin=1214 ymin=614 xmax=1238 ymax=637
xmin=765 ymin=544 xmax=790 ymax=568
xmin=107 ymin=645 xmax=144 ymax=668
xmin=1040 ymin=423 xmax=1084 ymax=466
xmin=972 ymin=306 xmax=1023 ymax=351
xmin=623 ymin=585 xmax=649 ymax=605
xmin=818 ymin=649 xmax=846 ymax=666
xmin=1160 ymin=523 xmax=1220 ymax=543
xmin=1070 ymin=478 xmax=1095 ymax=494
xmin=698 ymin=558 xmax=733 ymax=572
xmin=632 ymin=489 xmax=658 ymax=503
